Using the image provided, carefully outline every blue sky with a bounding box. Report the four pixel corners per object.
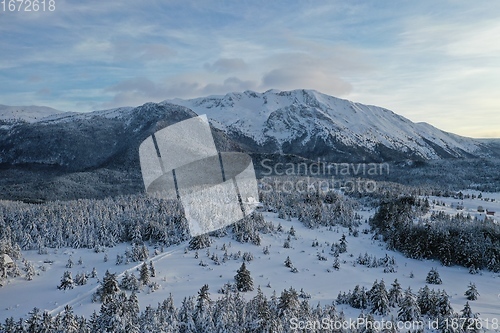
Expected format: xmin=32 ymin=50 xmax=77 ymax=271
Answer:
xmin=1 ymin=0 xmax=499 ymax=137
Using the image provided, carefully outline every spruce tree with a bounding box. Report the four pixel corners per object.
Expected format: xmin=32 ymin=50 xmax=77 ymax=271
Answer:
xmin=338 ymin=234 xmax=347 ymax=253
xmin=25 ymin=307 xmax=41 ymax=333
xmin=426 ymin=268 xmax=442 ymax=284
xmin=369 ymin=280 xmax=390 ymax=315
xmin=194 ymin=284 xmax=213 ymax=332
xmin=436 ymin=290 xmax=453 ymax=317
xmin=417 ymin=285 xmax=433 ymax=316
xmin=188 ymin=234 xmax=211 ymax=250
xmin=96 ymin=270 xmax=120 ymax=303
xmin=388 ymin=279 xmax=403 ymax=307
xmin=278 ymin=287 xmax=299 ymax=317
xmin=464 ymin=282 xmax=479 ymax=301
xmin=460 ymin=302 xmax=480 ymax=332
xmin=25 ymin=262 xmax=35 ymax=281
xmin=149 ymin=261 xmax=156 ymax=277
xmin=58 ymin=271 xmax=74 ymax=290
xmin=140 ymin=262 xmax=150 ymax=286
xmin=66 ymin=257 xmax=73 ymax=268
xmin=397 ymin=288 xmax=421 ymax=322
xmin=235 ymin=262 xmax=253 ymax=292
xmin=332 ymin=256 xmax=340 ymax=270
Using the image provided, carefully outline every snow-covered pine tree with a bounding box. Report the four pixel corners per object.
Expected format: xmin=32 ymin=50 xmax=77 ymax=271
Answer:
xmin=397 ymin=287 xmax=421 ymax=322
xmin=123 ymin=292 xmax=140 ymax=333
xmin=188 ymin=234 xmax=211 ymax=250
xmin=235 ymin=262 xmax=253 ymax=292
xmin=417 ymin=285 xmax=435 ymax=317
xmin=426 ymin=268 xmax=442 ymax=284
xmin=66 ymin=257 xmax=73 ymax=268
xmin=464 ymin=282 xmax=480 ymax=301
xmin=61 ymin=305 xmax=78 ymax=333
xmin=332 ymin=256 xmax=340 ymax=270
xmin=94 ymin=270 xmax=120 ymax=303
xmin=74 ymin=272 xmax=87 ymax=286
xmin=460 ymin=302 xmax=481 ymax=332
xmin=436 ymin=290 xmax=453 ymax=317
xmin=130 ymin=273 xmax=140 ymax=291
xmin=178 ymin=296 xmax=196 ymax=333
xmin=283 ymin=238 xmax=291 ymax=249
xmin=338 ymin=234 xmax=347 ymax=253
xmin=25 ymin=307 xmax=41 ymax=333
xmin=139 ymin=305 xmax=160 ymax=333
xmin=140 ymin=262 xmax=150 ymax=286
xmin=25 ymin=261 xmax=35 ymax=281
xmin=194 ymin=284 xmax=214 ymax=332
xmin=388 ymin=279 xmax=403 ymax=307
xmin=369 ymin=280 xmax=390 ymax=315
xmin=278 ymin=287 xmax=299 ymax=318
xmin=350 ymin=285 xmax=368 ymax=309
xmin=284 ymin=256 xmax=293 ymax=268
xmin=149 ymin=261 xmax=156 ymax=277
xmin=40 ymin=311 xmax=54 ymax=332
xmin=58 ymin=271 xmax=74 ymax=290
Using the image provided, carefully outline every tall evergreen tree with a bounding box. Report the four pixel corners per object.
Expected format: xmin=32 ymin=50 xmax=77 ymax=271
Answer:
xmin=388 ymin=279 xmax=403 ymax=307
xmin=436 ymin=290 xmax=453 ymax=317
xmin=25 ymin=307 xmax=41 ymax=333
xmin=95 ymin=270 xmax=120 ymax=303
xmin=235 ymin=262 xmax=253 ymax=292
xmin=460 ymin=302 xmax=480 ymax=332
xmin=369 ymin=280 xmax=390 ymax=315
xmin=397 ymin=288 xmax=421 ymax=322
xmin=149 ymin=261 xmax=156 ymax=277
xmin=464 ymin=282 xmax=480 ymax=301
xmin=188 ymin=234 xmax=211 ymax=250
xmin=194 ymin=284 xmax=213 ymax=332
xmin=426 ymin=268 xmax=442 ymax=284
xmin=57 ymin=271 xmax=74 ymax=290
xmin=140 ymin=262 xmax=150 ymax=286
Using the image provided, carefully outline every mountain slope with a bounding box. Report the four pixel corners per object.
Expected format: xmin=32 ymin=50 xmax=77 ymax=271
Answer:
xmin=0 ymin=105 xmax=68 ymax=123
xmin=0 ymin=90 xmax=499 ymax=201
xmin=169 ymin=89 xmax=491 ymax=161
xmin=0 ymin=102 xmax=241 ymax=201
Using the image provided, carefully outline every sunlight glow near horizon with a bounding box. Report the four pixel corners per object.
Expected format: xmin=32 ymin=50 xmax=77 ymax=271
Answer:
xmin=0 ymin=0 xmax=499 ymax=138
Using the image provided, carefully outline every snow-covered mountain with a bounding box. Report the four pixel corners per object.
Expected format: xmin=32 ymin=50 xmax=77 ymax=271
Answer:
xmin=1 ymin=90 xmax=499 ymax=201
xmin=0 ymin=104 xmax=68 ymax=123
xmin=169 ymin=89 xmax=491 ymax=161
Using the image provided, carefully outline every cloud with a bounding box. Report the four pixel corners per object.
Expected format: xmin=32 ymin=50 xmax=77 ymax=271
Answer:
xmin=36 ymin=88 xmax=52 ymax=96
xmin=101 ymin=75 xmax=258 ymax=109
xmin=204 ymin=58 xmax=248 ymax=73
xmin=261 ymin=68 xmax=352 ymax=96
xmin=113 ymin=42 xmax=177 ymax=63
xmin=2 ymin=1 xmax=500 ymax=137
xmin=201 ymin=77 xmax=257 ymax=94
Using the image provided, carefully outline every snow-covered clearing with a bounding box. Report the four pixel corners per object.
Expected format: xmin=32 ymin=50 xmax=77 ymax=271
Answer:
xmin=1 ymin=209 xmax=499 ymax=328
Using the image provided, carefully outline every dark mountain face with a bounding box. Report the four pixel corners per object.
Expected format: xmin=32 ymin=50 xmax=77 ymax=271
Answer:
xmin=0 ymin=103 xmax=242 ymax=201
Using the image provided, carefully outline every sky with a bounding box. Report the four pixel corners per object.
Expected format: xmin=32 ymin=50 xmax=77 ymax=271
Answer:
xmin=0 ymin=0 xmax=499 ymax=138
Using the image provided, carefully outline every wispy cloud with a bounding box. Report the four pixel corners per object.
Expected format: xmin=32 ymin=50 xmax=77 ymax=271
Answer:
xmin=0 ymin=0 xmax=499 ymax=137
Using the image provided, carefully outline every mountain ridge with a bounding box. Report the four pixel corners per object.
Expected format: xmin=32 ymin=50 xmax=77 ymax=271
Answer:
xmin=1 ymin=89 xmax=499 ymax=201
xmin=167 ymin=89 xmax=492 ymax=161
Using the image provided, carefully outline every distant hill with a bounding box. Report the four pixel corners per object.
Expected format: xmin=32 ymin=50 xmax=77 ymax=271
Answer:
xmin=0 ymin=104 xmax=68 ymax=123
